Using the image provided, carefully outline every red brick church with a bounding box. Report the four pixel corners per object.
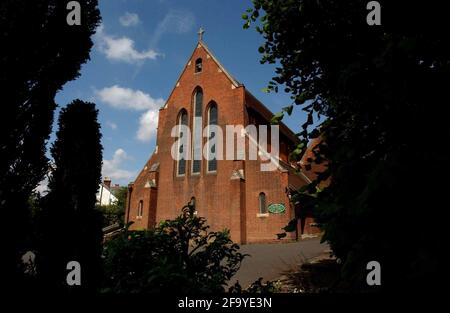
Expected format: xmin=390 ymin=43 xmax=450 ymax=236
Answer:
xmin=125 ymin=31 xmax=320 ymax=243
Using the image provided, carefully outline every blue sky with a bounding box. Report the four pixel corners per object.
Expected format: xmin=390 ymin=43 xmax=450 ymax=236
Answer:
xmin=53 ymin=0 xmax=310 ymax=186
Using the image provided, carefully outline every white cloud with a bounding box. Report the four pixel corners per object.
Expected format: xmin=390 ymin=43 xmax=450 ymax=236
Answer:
xmin=106 ymin=121 xmax=117 ymax=130
xmin=95 ymin=24 xmax=161 ymax=63
xmin=119 ymin=12 xmax=140 ymax=27
xmin=96 ymin=85 xmax=165 ymax=111
xmin=151 ymin=9 xmax=195 ymax=46
xmin=102 ymin=148 xmax=136 ymax=182
xmin=96 ymin=85 xmax=163 ymax=142
xmin=137 ymin=109 xmax=159 ymax=142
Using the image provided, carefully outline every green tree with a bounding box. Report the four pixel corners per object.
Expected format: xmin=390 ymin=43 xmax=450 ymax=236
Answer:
xmin=0 ymin=0 xmax=100 ymax=289
xmin=102 ymin=202 xmax=246 ymax=293
xmin=38 ymin=100 xmax=103 ymax=293
xmin=113 ymin=186 xmax=128 ymax=211
xmin=97 ymin=186 xmax=128 ymax=227
xmin=96 ymin=204 xmax=124 ymax=228
xmin=244 ymin=0 xmax=449 ymax=291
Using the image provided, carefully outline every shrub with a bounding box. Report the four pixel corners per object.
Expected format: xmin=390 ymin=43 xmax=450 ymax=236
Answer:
xmin=102 ymin=202 xmax=246 ymax=293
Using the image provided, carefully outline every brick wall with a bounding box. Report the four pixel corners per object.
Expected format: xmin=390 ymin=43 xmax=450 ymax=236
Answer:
xmin=125 ymin=42 xmax=318 ymax=243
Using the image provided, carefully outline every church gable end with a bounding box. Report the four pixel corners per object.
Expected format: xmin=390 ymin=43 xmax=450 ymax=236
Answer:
xmin=163 ymin=41 xmax=243 ymax=112
xmin=126 ymin=31 xmax=321 ymax=242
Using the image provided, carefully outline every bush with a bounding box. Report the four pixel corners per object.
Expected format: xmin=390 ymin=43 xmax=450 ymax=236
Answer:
xmin=96 ymin=204 xmax=125 ymax=228
xmin=229 ymin=278 xmax=280 ymax=293
xmin=102 ymin=202 xmax=246 ymax=293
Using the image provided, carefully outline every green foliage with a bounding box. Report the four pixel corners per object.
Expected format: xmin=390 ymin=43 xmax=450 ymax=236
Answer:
xmin=113 ymin=186 xmax=128 ymax=211
xmin=97 ymin=186 xmax=128 ymax=227
xmin=282 ymin=105 xmax=293 ymax=116
xmin=102 ymin=202 xmax=246 ymax=293
xmin=270 ymin=111 xmax=284 ymax=124
xmin=96 ymin=203 xmax=125 ymax=227
xmin=37 ymin=100 xmax=103 ymax=292
xmin=245 ymin=0 xmax=449 ymax=291
xmin=0 ymin=0 xmax=100 ymax=288
xmin=229 ymin=278 xmax=280 ymax=293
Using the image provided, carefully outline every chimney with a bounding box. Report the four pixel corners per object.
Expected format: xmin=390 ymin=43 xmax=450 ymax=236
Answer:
xmin=103 ymin=177 xmax=111 ymax=189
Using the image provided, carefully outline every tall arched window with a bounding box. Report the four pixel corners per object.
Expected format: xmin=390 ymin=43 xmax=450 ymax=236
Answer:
xmin=207 ymin=102 xmax=218 ymax=172
xmin=176 ymin=110 xmax=188 ymax=176
xmin=192 ymin=88 xmax=203 ymax=174
xmin=259 ymin=193 xmax=267 ymax=214
xmin=137 ymin=200 xmax=143 ymax=218
xmin=195 ymin=58 xmax=202 ymax=73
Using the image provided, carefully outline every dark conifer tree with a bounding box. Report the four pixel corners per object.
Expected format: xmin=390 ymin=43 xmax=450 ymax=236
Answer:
xmin=0 ymin=1 xmax=100 ymax=289
xmin=38 ymin=100 xmax=103 ymax=293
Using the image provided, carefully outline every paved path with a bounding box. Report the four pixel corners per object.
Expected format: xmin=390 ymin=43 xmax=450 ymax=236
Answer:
xmin=230 ymin=238 xmax=327 ymax=287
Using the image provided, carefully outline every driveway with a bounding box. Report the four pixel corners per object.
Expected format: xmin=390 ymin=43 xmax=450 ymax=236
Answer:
xmin=230 ymin=238 xmax=328 ymax=287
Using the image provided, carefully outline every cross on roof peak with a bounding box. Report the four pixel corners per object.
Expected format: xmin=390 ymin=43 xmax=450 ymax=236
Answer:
xmin=198 ymin=27 xmax=205 ymax=42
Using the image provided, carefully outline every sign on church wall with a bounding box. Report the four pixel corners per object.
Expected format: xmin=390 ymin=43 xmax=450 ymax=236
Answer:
xmin=268 ymin=203 xmax=286 ymax=214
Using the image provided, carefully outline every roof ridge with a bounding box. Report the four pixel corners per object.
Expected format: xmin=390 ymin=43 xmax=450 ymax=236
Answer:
xmin=162 ymin=40 xmax=243 ymax=109
xmin=198 ymin=40 xmax=242 ymax=88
